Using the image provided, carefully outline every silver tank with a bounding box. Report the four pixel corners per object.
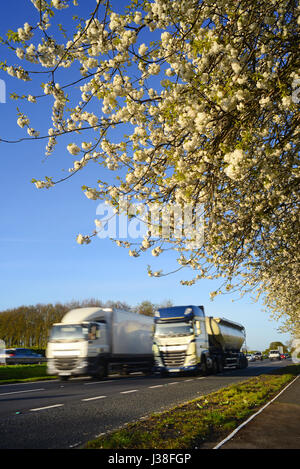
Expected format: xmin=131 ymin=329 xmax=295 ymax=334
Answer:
xmin=206 ymin=317 xmax=246 ymax=352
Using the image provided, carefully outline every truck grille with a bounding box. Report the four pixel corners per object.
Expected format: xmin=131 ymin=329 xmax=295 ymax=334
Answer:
xmin=54 ymin=358 xmax=79 ymax=370
xmin=161 ymin=351 xmax=186 ymax=367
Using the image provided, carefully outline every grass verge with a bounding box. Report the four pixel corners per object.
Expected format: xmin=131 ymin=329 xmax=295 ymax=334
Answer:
xmin=85 ymin=364 xmax=300 ymax=449
xmin=0 ymin=364 xmax=56 ymax=384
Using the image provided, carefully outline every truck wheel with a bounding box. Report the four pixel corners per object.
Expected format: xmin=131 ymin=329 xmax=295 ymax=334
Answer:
xmin=211 ymin=358 xmax=218 ymax=374
xmin=96 ymin=364 xmax=108 ymax=380
xmin=201 ymin=358 xmax=208 ymax=376
xmin=217 ymin=357 xmax=224 ymax=373
xmin=121 ymin=365 xmax=130 ymax=376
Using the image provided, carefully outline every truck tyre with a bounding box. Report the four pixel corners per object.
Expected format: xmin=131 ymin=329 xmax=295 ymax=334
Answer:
xmin=217 ymin=357 xmax=224 ymax=373
xmin=121 ymin=365 xmax=130 ymax=376
xmin=143 ymin=367 xmax=153 ymax=376
xmin=201 ymin=358 xmax=208 ymax=376
xmin=59 ymin=376 xmax=70 ymax=381
xmin=211 ymin=358 xmax=218 ymax=374
xmin=95 ymin=363 xmax=108 ymax=380
xmin=239 ymin=356 xmax=246 ymax=369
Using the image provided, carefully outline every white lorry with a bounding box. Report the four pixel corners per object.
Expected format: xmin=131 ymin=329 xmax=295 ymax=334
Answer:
xmin=46 ymin=307 xmax=154 ymax=380
xmin=268 ymin=349 xmax=282 ymax=360
xmin=153 ymin=305 xmax=248 ymax=375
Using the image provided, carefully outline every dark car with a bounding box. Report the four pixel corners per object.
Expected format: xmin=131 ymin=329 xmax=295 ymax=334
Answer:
xmin=253 ymin=352 xmax=263 ymax=361
xmin=5 ymin=348 xmax=43 ymax=365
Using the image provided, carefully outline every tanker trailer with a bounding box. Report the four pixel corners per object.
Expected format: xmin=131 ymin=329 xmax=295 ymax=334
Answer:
xmin=205 ymin=317 xmax=248 ymax=372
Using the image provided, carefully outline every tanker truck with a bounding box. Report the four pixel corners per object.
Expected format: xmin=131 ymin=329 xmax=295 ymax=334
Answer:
xmin=46 ymin=307 xmax=154 ymax=380
xmin=153 ymin=305 xmax=247 ymax=376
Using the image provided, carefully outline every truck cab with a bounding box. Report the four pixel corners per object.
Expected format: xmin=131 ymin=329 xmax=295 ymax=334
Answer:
xmin=47 ymin=319 xmax=109 ymax=379
xmin=152 ymin=305 xmax=209 ymax=375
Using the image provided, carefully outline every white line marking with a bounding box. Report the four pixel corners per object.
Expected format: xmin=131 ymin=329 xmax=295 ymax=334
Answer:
xmin=149 ymin=385 xmax=164 ymax=389
xmin=168 ymin=382 xmax=179 ymax=385
xmin=120 ymin=389 xmax=138 ymax=394
xmin=30 ymin=404 xmax=64 ymax=412
xmin=0 ymin=388 xmax=45 ymax=397
xmin=197 ymin=377 xmax=206 ymax=380
xmin=184 ymin=379 xmax=193 ymax=382
xmin=213 ymin=374 xmax=300 ymax=449
xmin=69 ymin=442 xmax=81 ymax=448
xmin=81 ymin=395 xmax=107 ymax=401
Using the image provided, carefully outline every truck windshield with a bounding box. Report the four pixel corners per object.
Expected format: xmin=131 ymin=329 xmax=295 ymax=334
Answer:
xmin=50 ymin=325 xmax=88 ymax=341
xmin=155 ymin=323 xmax=194 ymax=337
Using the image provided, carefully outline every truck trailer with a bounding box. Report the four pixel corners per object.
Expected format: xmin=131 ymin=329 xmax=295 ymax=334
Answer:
xmin=152 ymin=305 xmax=247 ymax=375
xmin=46 ymin=307 xmax=154 ymax=380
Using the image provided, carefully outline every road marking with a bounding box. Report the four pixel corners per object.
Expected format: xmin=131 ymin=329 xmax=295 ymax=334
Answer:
xmin=168 ymin=382 xmax=179 ymax=385
xmin=120 ymin=389 xmax=138 ymax=394
xmin=69 ymin=442 xmax=82 ymax=448
xmin=30 ymin=404 xmax=64 ymax=412
xmin=184 ymin=379 xmax=193 ymax=382
xmin=81 ymin=395 xmax=107 ymax=401
xmin=197 ymin=377 xmax=206 ymax=380
xmin=149 ymin=385 xmax=164 ymax=389
xmin=0 ymin=388 xmax=45 ymax=397
xmin=213 ymin=374 xmax=300 ymax=449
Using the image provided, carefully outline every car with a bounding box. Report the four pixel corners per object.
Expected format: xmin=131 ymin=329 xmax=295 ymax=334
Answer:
xmin=253 ymin=351 xmax=263 ymax=361
xmin=268 ymin=350 xmax=281 ymax=361
xmin=5 ymin=348 xmax=43 ymax=365
xmin=246 ymin=354 xmax=255 ymax=362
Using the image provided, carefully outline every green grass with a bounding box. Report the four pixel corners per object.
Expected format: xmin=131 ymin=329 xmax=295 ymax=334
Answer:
xmin=0 ymin=363 xmax=57 ymax=384
xmin=85 ymin=364 xmax=300 ymax=449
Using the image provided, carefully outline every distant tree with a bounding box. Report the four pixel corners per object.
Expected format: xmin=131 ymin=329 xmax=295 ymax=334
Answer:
xmin=0 ymin=298 xmax=134 ymax=348
xmin=267 ymin=341 xmax=288 ymax=353
xmin=136 ymin=300 xmax=155 ymax=317
xmin=157 ymin=299 xmax=174 ymax=309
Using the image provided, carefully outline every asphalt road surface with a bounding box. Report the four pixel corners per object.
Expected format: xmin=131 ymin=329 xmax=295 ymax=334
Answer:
xmin=0 ymin=359 xmax=291 ymax=449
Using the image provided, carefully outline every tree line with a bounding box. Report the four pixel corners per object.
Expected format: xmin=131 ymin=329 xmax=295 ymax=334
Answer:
xmin=0 ymin=299 xmax=172 ymax=349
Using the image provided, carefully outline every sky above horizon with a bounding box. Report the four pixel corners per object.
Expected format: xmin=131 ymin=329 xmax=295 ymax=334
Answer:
xmin=0 ymin=0 xmax=291 ymax=351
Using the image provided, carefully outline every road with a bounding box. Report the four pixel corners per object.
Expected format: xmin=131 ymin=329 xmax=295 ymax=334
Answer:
xmin=0 ymin=359 xmax=291 ymax=449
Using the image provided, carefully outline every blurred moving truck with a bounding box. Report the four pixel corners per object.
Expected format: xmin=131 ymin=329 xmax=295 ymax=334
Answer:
xmin=46 ymin=307 xmax=154 ymax=380
xmin=153 ymin=305 xmax=248 ymax=375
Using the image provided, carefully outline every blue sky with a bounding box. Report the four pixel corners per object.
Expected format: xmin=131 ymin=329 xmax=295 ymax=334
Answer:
xmin=0 ymin=0 xmax=291 ymax=351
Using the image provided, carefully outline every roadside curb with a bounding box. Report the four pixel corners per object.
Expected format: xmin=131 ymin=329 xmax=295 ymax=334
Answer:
xmin=213 ymin=374 xmax=300 ymax=449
